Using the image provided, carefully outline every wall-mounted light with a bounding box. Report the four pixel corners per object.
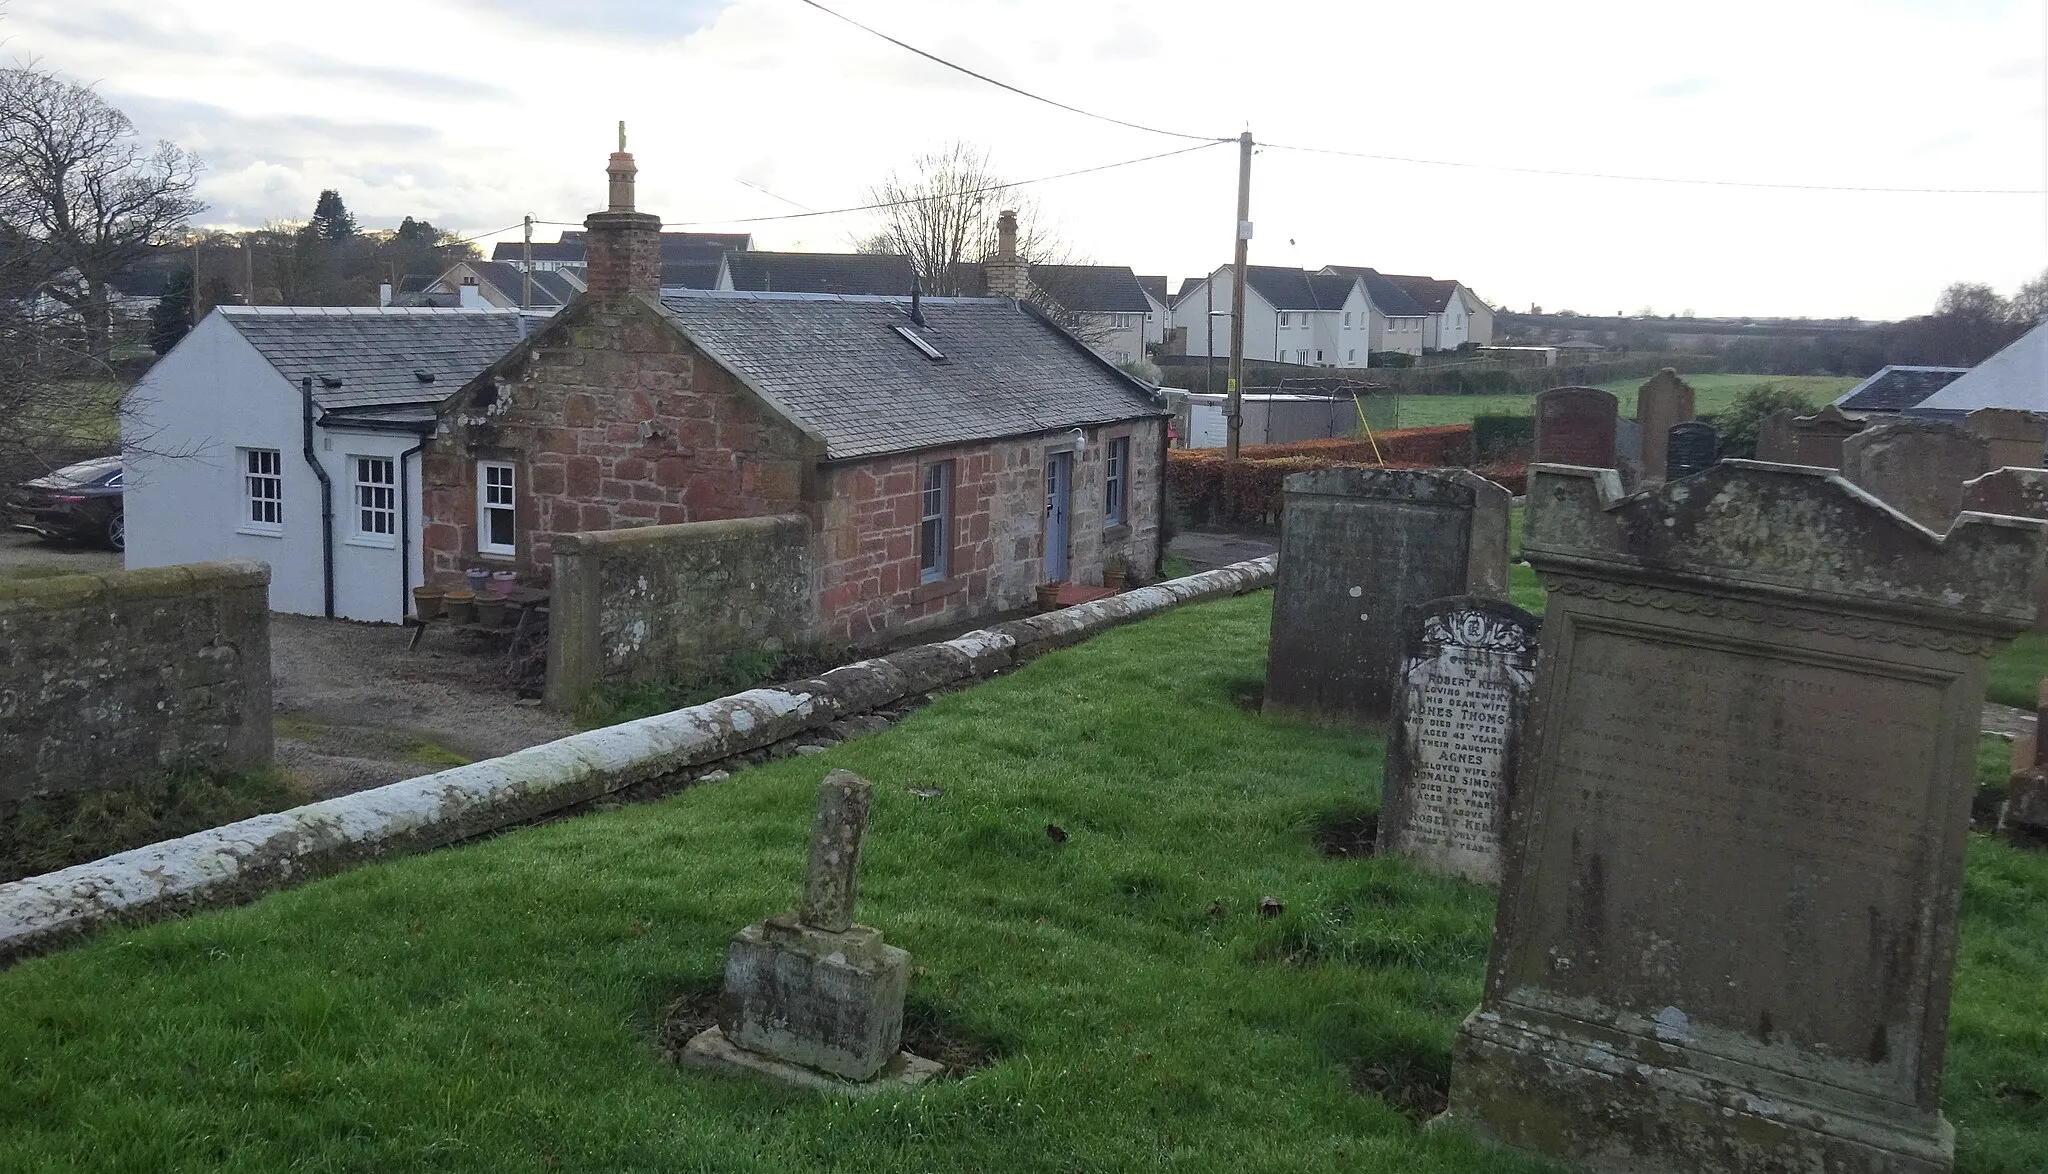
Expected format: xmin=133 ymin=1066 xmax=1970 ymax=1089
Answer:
xmin=1069 ymin=427 xmax=1087 ymax=450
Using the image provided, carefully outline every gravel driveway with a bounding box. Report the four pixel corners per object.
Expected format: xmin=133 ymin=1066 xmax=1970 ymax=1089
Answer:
xmin=0 ymin=531 xmax=121 ymax=577
xmin=270 ymin=615 xmax=577 ymax=800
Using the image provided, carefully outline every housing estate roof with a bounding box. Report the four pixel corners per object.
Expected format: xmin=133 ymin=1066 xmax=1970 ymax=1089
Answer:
xmin=1319 ymin=265 xmax=1429 ymax=318
xmin=1834 ymin=365 xmax=1971 ymax=413
xmin=1137 ymin=275 xmax=1168 ymax=305
xmin=1379 ymin=274 xmax=1460 ymax=314
xmin=661 ymin=261 xmax=722 ymax=290
xmin=1915 ymin=319 xmax=2048 ymax=414
xmin=653 ymin=290 xmax=1166 ymax=461
xmin=490 ymin=231 xmax=755 ymax=267
xmin=1172 ymin=276 xmax=1208 ymax=308
xmin=1025 ymin=265 xmax=1153 ymax=314
xmin=453 ymin=261 xmax=580 ymax=309
xmin=722 ymin=251 xmax=917 ymax=296
xmin=1243 ymin=266 xmax=1360 ymax=312
xmin=219 ymin=307 xmax=530 ymax=411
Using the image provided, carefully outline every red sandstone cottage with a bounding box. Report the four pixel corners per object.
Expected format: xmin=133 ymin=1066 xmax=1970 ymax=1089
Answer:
xmin=421 ymin=149 xmax=1167 ymax=644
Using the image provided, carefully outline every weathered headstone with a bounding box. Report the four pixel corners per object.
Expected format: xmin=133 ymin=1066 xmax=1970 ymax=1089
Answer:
xmin=683 ymin=769 xmax=941 ymax=1093
xmin=1611 ymin=416 xmax=1644 ymax=490
xmin=1965 ymin=466 xmax=2048 ymax=630
xmin=1445 ymin=462 xmax=2046 ymax=1174
xmin=1842 ymin=416 xmax=1990 ymax=532
xmin=1755 ymin=408 xmax=1798 ymax=463
xmin=2002 ymin=678 xmax=2048 ymax=845
xmin=1532 ymin=386 xmax=1618 ymax=468
xmin=1965 ymin=407 xmax=2047 ymax=470
xmin=1378 ymin=596 xmax=1539 ymax=885
xmin=1267 ymin=468 xmax=1512 ymax=730
xmin=1635 ymin=368 xmax=1695 ymax=480
xmin=1789 ymin=403 xmax=1865 ymax=470
xmin=1664 ymin=419 xmax=1718 ymax=479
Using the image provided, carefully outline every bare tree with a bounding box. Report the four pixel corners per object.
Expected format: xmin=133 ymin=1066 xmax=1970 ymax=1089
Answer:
xmin=0 ymin=65 xmax=204 ymax=359
xmin=2011 ymin=269 xmax=2048 ymax=328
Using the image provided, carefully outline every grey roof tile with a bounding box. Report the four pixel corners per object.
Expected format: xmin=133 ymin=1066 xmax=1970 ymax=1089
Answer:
xmin=221 ymin=307 xmax=531 ymax=410
xmin=1837 ymin=365 xmax=1972 ymax=412
xmin=655 ymin=291 xmax=1166 ymax=461
xmin=724 ymin=251 xmax=916 ymax=296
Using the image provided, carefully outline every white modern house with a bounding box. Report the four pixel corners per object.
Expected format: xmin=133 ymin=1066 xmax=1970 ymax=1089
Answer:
xmin=122 ymin=307 xmax=531 ymax=623
xmin=1137 ymin=276 xmax=1170 ymax=348
xmin=1171 ymin=265 xmax=1375 ymax=367
xmin=1358 ymin=273 xmax=1495 ymax=350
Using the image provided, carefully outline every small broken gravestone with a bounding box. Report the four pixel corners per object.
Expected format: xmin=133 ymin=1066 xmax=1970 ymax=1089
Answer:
xmin=1444 ymin=461 xmax=2047 ymax=1174
xmin=1962 ymin=466 xmax=2048 ymax=630
xmin=1789 ymin=403 xmax=1866 ymax=470
xmin=1378 ymin=596 xmax=1539 ymax=885
xmin=1611 ymin=416 xmax=1644 ymax=490
xmin=1266 ymin=467 xmax=1512 ymax=730
xmin=682 ymin=769 xmax=941 ymax=1093
xmin=2002 ymin=678 xmax=2048 ymax=845
xmin=1664 ymin=420 xmax=1718 ymax=479
xmin=1755 ymin=408 xmax=1798 ymax=463
xmin=1532 ymin=386 xmax=1619 ymax=468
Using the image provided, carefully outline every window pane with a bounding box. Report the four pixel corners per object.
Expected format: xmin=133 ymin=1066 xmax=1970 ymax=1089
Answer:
xmin=487 ymin=507 xmax=515 ymax=547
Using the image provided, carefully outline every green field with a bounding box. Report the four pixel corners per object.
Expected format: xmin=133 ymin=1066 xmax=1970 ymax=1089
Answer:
xmin=1388 ymin=373 xmax=1860 ymax=429
xmin=2 ymin=592 xmax=2047 ymax=1173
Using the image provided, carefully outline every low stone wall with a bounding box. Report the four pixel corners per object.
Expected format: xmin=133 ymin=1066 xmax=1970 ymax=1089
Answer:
xmin=0 ymin=556 xmax=1276 ymax=966
xmin=0 ymin=560 xmax=271 ymax=803
xmin=547 ymin=515 xmax=814 ymax=707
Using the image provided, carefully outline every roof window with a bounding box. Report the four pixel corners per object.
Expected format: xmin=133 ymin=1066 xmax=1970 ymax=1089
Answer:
xmin=893 ymin=324 xmax=945 ymax=361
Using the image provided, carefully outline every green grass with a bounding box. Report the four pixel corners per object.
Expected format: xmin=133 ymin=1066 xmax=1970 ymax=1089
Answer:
xmin=576 ymin=643 xmax=846 ymax=729
xmin=0 ymin=566 xmax=78 ymax=582
xmin=0 ymin=768 xmax=307 ymax=885
xmin=1989 ymin=633 xmax=2048 ymax=711
xmin=1 ymin=594 xmax=2045 ymax=1172
xmin=1391 ymin=373 xmax=1859 ymax=429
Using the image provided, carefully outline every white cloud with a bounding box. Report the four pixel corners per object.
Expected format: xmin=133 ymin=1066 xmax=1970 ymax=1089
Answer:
xmin=4 ymin=0 xmax=2041 ymax=317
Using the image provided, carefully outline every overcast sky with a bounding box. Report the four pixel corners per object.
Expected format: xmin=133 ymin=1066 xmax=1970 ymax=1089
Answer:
xmin=7 ymin=0 xmax=2044 ymax=319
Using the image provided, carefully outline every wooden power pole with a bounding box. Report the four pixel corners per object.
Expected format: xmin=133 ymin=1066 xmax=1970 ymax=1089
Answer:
xmin=1226 ymin=130 xmax=1253 ymax=461
xmin=522 ymin=215 xmax=535 ymax=310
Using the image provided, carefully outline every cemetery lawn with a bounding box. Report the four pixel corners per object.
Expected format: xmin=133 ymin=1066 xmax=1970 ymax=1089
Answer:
xmin=1389 ymin=373 xmax=1858 ymax=428
xmin=2 ymin=593 xmax=2047 ymax=1173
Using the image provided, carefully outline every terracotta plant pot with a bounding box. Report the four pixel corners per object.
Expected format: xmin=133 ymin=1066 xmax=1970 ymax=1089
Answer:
xmin=1103 ymin=568 xmax=1128 ymax=591
xmin=443 ymin=589 xmax=477 ymax=625
xmin=474 ymin=591 xmax=508 ymax=628
xmin=411 ymin=585 xmax=445 ymax=621
xmin=1035 ymin=582 xmax=1062 ymax=613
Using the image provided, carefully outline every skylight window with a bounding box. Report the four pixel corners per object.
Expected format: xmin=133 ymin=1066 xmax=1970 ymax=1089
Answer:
xmin=893 ymin=324 xmax=945 ymax=361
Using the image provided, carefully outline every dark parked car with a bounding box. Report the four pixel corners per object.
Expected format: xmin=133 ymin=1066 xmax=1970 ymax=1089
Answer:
xmin=11 ymin=456 xmax=125 ymax=551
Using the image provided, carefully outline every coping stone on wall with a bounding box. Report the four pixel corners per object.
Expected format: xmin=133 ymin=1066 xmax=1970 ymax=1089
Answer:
xmin=0 ymin=555 xmax=1277 ymax=967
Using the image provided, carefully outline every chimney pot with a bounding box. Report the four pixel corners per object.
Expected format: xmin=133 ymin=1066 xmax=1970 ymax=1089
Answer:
xmin=585 ymin=137 xmax=662 ymax=302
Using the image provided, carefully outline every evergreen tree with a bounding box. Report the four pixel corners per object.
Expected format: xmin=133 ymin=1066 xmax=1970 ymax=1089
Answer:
xmin=148 ymin=267 xmax=195 ymax=354
xmin=307 ymin=190 xmax=358 ymax=241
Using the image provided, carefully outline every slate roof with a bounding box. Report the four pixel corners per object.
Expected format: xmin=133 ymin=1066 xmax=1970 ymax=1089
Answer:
xmin=462 ymin=261 xmax=579 ymax=309
xmin=495 ymin=231 xmax=754 ymax=267
xmin=653 ymin=291 xmax=1165 ymax=461
xmin=1913 ymin=320 xmax=2048 ymax=414
xmin=1244 ymin=266 xmax=1360 ymax=312
xmin=1379 ymin=274 xmax=1459 ymax=314
xmin=1172 ymin=276 xmax=1208 ymax=308
xmin=722 ymin=251 xmax=916 ymax=296
xmin=1320 ymin=266 xmax=1429 ymax=317
xmin=1835 ymin=365 xmax=1971 ymax=413
xmin=1024 ymin=265 xmax=1152 ymax=314
xmin=220 ymin=307 xmax=531 ymax=410
xmin=1136 ymin=275 xmax=1169 ymax=305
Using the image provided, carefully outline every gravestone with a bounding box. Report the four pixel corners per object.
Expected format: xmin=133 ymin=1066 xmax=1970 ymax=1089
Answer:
xmin=1842 ymin=416 xmax=1990 ymax=532
xmin=683 ymin=769 xmax=941 ymax=1093
xmin=1611 ymin=417 xmax=1644 ymax=490
xmin=1962 ymin=466 xmax=2048 ymax=629
xmin=1635 ymin=368 xmax=1695 ymax=480
xmin=1789 ymin=403 xmax=1865 ymax=470
xmin=1445 ymin=462 xmax=2046 ymax=1174
xmin=1378 ymin=596 xmax=1539 ymax=884
xmin=1964 ymin=407 xmax=2047 ymax=470
xmin=2002 ymin=678 xmax=2048 ymax=844
xmin=1755 ymin=408 xmax=1798 ymax=463
xmin=1664 ymin=420 xmax=1719 ymax=479
xmin=1532 ymin=386 xmax=1618 ymax=468
xmin=1266 ymin=468 xmax=1512 ymax=730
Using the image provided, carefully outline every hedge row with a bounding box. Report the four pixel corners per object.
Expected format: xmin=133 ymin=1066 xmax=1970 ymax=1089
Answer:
xmin=1167 ymin=425 xmax=1482 ymax=527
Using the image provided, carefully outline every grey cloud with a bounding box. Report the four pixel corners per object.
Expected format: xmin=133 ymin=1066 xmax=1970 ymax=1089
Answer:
xmin=111 ymin=93 xmax=444 ymax=172
xmin=1646 ymin=77 xmax=1717 ymax=100
xmin=249 ymin=52 xmax=511 ymax=103
xmin=447 ymin=0 xmax=736 ymax=39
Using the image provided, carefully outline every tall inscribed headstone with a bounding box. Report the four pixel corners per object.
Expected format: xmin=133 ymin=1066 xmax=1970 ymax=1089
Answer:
xmin=1841 ymin=416 xmax=1990 ymax=532
xmin=1634 ymin=368 xmax=1695 ymax=480
xmin=1266 ymin=468 xmax=1511 ymax=730
xmin=1378 ymin=596 xmax=1539 ymax=885
xmin=1532 ymin=386 xmax=1618 ymax=468
xmin=1445 ymin=461 xmax=2046 ymax=1174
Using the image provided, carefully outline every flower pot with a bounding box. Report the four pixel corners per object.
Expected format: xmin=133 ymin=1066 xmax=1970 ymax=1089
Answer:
xmin=411 ymin=585 xmax=445 ymax=621
xmin=443 ymin=589 xmax=477 ymax=625
xmin=1035 ymin=582 xmax=1062 ymax=613
xmin=475 ymin=591 xmax=508 ymax=628
xmin=490 ymin=570 xmax=518 ymax=592
xmin=466 ymin=567 xmax=490 ymax=594
xmin=1103 ymin=568 xmax=1128 ymax=591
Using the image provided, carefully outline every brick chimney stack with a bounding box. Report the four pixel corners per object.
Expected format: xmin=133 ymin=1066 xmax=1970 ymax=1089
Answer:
xmin=584 ymin=122 xmax=662 ymax=301
xmin=983 ymin=208 xmax=1029 ymax=300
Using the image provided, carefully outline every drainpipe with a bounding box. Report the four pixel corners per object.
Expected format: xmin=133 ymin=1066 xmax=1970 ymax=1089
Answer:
xmin=300 ymin=376 xmax=336 ymax=618
xmin=398 ymin=432 xmax=431 ymax=619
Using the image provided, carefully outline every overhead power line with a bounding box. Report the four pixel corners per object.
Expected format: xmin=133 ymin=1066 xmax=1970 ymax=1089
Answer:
xmin=1258 ymin=140 xmax=2046 ymax=196
xmin=790 ymin=0 xmax=1233 ymax=144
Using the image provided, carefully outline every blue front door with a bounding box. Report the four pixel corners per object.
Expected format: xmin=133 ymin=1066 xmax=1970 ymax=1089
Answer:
xmin=1045 ymin=451 xmax=1072 ymax=582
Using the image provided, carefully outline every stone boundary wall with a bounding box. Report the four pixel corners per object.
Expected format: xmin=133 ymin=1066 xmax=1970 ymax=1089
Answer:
xmin=0 ymin=556 xmax=1276 ymax=966
xmin=548 ymin=514 xmax=814 ymax=707
xmin=0 ymin=560 xmax=271 ymax=804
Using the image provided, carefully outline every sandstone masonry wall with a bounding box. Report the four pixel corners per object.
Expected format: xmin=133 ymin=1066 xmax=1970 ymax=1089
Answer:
xmin=0 ymin=560 xmax=272 ymax=803
xmin=548 ymin=514 xmax=815 ymax=706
